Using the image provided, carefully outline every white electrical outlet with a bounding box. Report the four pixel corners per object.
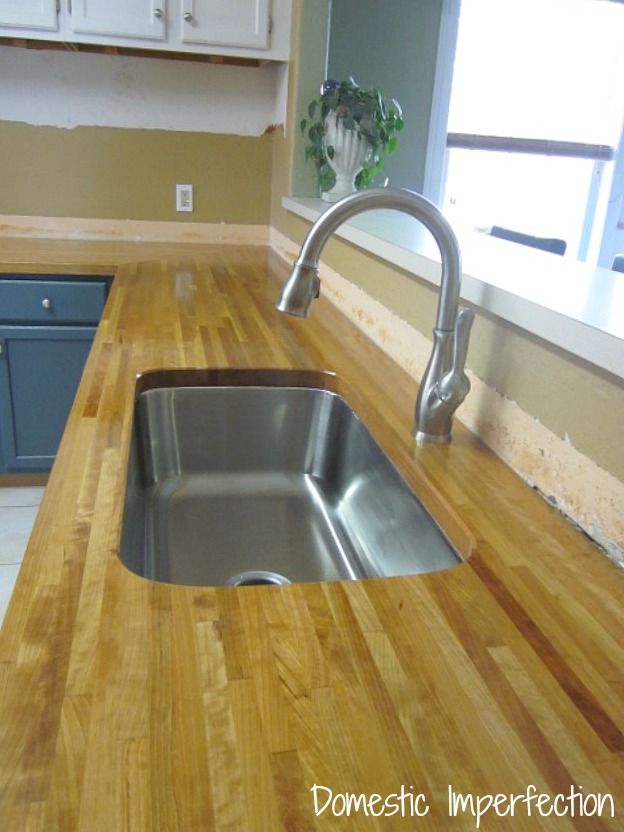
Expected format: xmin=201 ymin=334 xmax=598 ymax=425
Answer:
xmin=176 ymin=184 xmax=193 ymax=212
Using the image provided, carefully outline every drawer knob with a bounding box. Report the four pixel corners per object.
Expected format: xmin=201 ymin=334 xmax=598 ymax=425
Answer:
xmin=154 ymin=7 xmax=163 ymax=18
xmin=184 ymin=12 xmax=193 ymax=22
xmin=41 ymin=298 xmax=52 ymax=310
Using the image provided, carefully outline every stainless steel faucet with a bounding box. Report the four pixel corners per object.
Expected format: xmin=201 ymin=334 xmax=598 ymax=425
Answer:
xmin=276 ymin=187 xmax=474 ymax=443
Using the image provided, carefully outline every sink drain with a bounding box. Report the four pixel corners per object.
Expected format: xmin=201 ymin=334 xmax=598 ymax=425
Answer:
xmin=225 ymin=570 xmax=291 ymax=587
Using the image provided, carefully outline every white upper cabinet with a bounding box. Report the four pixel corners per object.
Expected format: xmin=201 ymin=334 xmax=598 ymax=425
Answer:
xmin=69 ymin=0 xmax=166 ymax=42
xmin=0 ymin=0 xmax=58 ymax=32
xmin=0 ymin=0 xmax=291 ymax=60
xmin=181 ymin=0 xmax=269 ymax=50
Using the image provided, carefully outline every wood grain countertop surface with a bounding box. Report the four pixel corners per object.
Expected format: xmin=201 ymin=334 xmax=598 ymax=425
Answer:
xmin=0 ymin=241 xmax=622 ymax=830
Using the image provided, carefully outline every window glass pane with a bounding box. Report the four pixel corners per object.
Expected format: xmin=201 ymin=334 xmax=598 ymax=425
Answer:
xmin=445 ymin=0 xmax=624 ymax=262
xmin=444 ymin=149 xmax=597 ymax=248
xmin=448 ymin=0 xmax=624 ymax=145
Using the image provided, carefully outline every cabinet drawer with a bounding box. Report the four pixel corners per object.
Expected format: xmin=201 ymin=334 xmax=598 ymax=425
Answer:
xmin=0 ymin=279 xmax=109 ymax=324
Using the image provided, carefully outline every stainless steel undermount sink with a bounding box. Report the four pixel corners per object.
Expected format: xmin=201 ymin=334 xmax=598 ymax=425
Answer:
xmin=120 ymin=369 xmax=462 ymax=587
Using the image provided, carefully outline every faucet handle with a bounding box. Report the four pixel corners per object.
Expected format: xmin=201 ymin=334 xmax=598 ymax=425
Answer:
xmin=453 ymin=307 xmax=474 ymax=373
xmin=437 ymin=308 xmax=475 ymax=405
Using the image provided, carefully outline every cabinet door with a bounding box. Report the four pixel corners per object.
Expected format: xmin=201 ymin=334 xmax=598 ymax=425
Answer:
xmin=181 ymin=0 xmax=269 ymax=49
xmin=0 ymin=327 xmax=95 ymax=473
xmin=69 ymin=0 xmax=166 ymax=42
xmin=0 ymin=0 xmax=58 ymax=32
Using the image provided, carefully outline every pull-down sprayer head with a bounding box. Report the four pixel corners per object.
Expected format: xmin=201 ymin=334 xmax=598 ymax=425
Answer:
xmin=276 ymin=262 xmax=320 ymax=318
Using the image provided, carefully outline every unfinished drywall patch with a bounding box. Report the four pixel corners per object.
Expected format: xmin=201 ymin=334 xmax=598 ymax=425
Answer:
xmin=459 ymin=372 xmax=624 ymax=568
xmin=0 ymin=45 xmax=281 ymax=136
xmin=271 ymin=226 xmax=624 ymax=567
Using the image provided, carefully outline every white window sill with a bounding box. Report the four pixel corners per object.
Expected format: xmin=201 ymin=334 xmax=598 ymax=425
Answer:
xmin=283 ymin=196 xmax=624 ymax=381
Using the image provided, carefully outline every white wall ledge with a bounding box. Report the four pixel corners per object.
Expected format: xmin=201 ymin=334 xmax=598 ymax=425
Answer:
xmin=283 ymin=196 xmax=624 ymax=381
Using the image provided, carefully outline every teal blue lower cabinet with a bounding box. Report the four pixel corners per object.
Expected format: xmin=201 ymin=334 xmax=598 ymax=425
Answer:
xmin=0 ymin=274 xmax=112 ymax=473
xmin=0 ymin=327 xmax=96 ymax=471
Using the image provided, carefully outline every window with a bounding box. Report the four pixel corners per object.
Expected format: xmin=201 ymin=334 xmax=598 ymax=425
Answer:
xmin=441 ymin=0 xmax=624 ymax=265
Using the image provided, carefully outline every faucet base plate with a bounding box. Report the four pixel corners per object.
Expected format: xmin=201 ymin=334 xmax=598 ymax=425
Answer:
xmin=414 ymin=430 xmax=452 ymax=445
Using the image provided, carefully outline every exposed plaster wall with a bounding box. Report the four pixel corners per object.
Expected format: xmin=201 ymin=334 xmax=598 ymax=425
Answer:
xmin=0 ymin=45 xmax=282 ymax=136
xmin=270 ymin=225 xmax=624 ymax=568
xmin=0 ymin=44 xmax=281 ymax=224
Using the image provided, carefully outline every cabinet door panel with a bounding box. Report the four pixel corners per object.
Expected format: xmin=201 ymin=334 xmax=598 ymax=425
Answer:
xmin=70 ymin=0 xmax=166 ymax=41
xmin=0 ymin=0 xmax=58 ymax=31
xmin=0 ymin=327 xmax=95 ymax=472
xmin=182 ymin=0 xmax=269 ymax=49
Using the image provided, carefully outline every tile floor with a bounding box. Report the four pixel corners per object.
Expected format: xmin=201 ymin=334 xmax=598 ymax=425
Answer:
xmin=0 ymin=486 xmax=45 ymax=629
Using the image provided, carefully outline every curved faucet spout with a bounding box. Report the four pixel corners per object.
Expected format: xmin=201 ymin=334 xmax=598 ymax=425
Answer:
xmin=276 ymin=187 xmax=473 ymax=443
xmin=277 ymin=188 xmax=461 ymax=331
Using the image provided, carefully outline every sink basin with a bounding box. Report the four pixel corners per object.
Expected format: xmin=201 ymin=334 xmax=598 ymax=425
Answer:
xmin=120 ymin=369 xmax=462 ymax=586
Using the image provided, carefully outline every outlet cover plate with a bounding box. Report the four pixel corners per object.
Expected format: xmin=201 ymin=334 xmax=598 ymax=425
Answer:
xmin=176 ymin=184 xmax=193 ymax=212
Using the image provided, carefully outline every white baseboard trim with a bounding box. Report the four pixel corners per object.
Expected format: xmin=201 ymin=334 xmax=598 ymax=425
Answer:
xmin=0 ymin=215 xmax=270 ymax=245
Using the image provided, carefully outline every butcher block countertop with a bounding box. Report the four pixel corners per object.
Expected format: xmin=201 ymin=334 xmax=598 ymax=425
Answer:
xmin=0 ymin=241 xmax=623 ymax=831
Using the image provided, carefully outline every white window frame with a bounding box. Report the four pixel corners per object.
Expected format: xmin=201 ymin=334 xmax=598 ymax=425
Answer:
xmin=427 ymin=0 xmax=624 ymax=268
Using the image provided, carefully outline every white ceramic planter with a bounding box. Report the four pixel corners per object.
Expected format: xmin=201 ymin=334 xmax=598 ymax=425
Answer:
xmin=322 ymin=114 xmax=370 ymax=203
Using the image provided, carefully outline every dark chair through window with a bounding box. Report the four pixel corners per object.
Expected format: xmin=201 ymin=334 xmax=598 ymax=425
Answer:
xmin=489 ymin=225 xmax=567 ymax=256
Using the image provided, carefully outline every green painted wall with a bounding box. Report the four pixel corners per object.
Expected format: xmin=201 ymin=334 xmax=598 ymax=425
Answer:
xmin=327 ymin=0 xmax=443 ymax=192
xmin=289 ymin=0 xmax=332 ymax=198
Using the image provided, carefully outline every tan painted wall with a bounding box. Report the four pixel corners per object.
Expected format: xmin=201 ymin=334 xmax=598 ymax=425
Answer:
xmin=0 ymin=122 xmax=272 ymax=224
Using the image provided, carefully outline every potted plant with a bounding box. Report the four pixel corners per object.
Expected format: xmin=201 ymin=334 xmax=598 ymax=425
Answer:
xmin=301 ymin=78 xmax=404 ymax=202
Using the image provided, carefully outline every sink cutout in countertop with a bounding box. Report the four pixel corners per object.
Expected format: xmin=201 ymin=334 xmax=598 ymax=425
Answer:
xmin=119 ymin=369 xmax=463 ymax=586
